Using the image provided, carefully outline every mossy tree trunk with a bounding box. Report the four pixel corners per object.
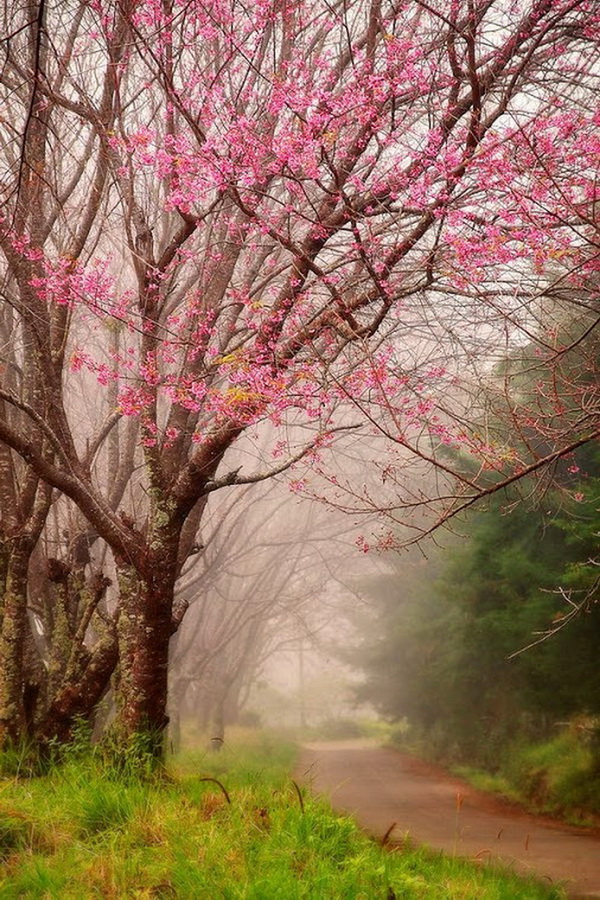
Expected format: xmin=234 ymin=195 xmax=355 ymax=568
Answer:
xmin=0 ymin=542 xmax=33 ymax=744
xmin=34 ymin=630 xmax=118 ymax=747
xmin=0 ymin=433 xmax=51 ymax=748
xmin=114 ymin=543 xmax=179 ymax=761
xmin=30 ymin=543 xmax=117 ymax=748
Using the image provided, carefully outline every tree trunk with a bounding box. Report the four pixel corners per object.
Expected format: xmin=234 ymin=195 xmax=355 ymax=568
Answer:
xmin=167 ymin=675 xmax=186 ymax=754
xmin=33 ymin=559 xmax=118 ymax=747
xmin=35 ymin=633 xmax=118 ymax=746
xmin=209 ymin=697 xmax=225 ymax=752
xmin=0 ymin=544 xmax=32 ymax=745
xmin=114 ymin=560 xmax=176 ymax=760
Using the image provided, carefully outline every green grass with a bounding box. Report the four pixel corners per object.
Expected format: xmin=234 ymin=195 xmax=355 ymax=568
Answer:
xmin=0 ymin=729 xmax=566 ymax=898
xmin=453 ymin=727 xmax=600 ymax=827
xmin=451 ymin=768 xmax=523 ymax=806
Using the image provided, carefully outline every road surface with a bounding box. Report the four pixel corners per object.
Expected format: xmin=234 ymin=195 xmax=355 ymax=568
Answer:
xmin=297 ymin=741 xmax=600 ymax=898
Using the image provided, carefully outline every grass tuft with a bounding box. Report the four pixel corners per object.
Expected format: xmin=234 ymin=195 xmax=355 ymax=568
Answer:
xmin=0 ymin=810 xmax=31 ymax=857
xmin=77 ymin=781 xmax=141 ymax=836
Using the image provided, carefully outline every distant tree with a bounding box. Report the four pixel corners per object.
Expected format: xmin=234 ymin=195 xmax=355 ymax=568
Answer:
xmin=169 ymin=482 xmax=336 ymax=746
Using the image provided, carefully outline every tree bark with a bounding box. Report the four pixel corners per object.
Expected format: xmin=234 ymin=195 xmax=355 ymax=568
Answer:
xmin=35 ymin=632 xmax=118 ymax=746
xmin=0 ymin=544 xmax=31 ymax=744
xmin=115 ymin=558 xmax=177 ymax=759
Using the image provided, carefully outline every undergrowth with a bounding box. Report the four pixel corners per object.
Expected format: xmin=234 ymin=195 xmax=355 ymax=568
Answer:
xmin=391 ymin=719 xmax=600 ymax=827
xmin=454 ymin=728 xmax=600 ymax=827
xmin=0 ymin=729 xmax=565 ymax=898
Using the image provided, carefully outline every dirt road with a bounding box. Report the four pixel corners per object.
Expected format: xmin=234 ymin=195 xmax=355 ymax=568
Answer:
xmin=297 ymin=741 xmax=600 ymax=898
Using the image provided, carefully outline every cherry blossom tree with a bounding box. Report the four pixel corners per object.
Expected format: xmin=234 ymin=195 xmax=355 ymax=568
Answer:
xmin=0 ymin=0 xmax=598 ymax=756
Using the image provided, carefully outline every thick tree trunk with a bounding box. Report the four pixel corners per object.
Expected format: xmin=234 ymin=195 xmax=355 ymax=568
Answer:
xmin=115 ymin=560 xmax=177 ymax=760
xmin=0 ymin=545 xmax=32 ymax=744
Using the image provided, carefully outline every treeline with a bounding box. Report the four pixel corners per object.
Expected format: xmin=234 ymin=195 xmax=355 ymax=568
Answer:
xmin=353 ymin=445 xmax=600 ymax=770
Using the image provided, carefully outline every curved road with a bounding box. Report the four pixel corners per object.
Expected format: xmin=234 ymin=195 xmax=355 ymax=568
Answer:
xmin=297 ymin=741 xmax=600 ymax=899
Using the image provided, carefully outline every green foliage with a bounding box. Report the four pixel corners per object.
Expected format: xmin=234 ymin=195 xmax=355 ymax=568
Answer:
xmin=95 ymin=726 xmax=162 ymax=780
xmin=0 ymin=740 xmax=46 ymax=778
xmin=505 ymin=728 xmax=600 ymax=820
xmin=353 ymin=446 xmax=600 ymax=807
xmin=0 ymin=730 xmax=563 ymax=898
xmin=455 ymin=724 xmax=600 ymax=825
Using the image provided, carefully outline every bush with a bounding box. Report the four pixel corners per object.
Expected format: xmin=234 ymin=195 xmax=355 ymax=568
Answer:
xmin=313 ymin=718 xmax=365 ymax=739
